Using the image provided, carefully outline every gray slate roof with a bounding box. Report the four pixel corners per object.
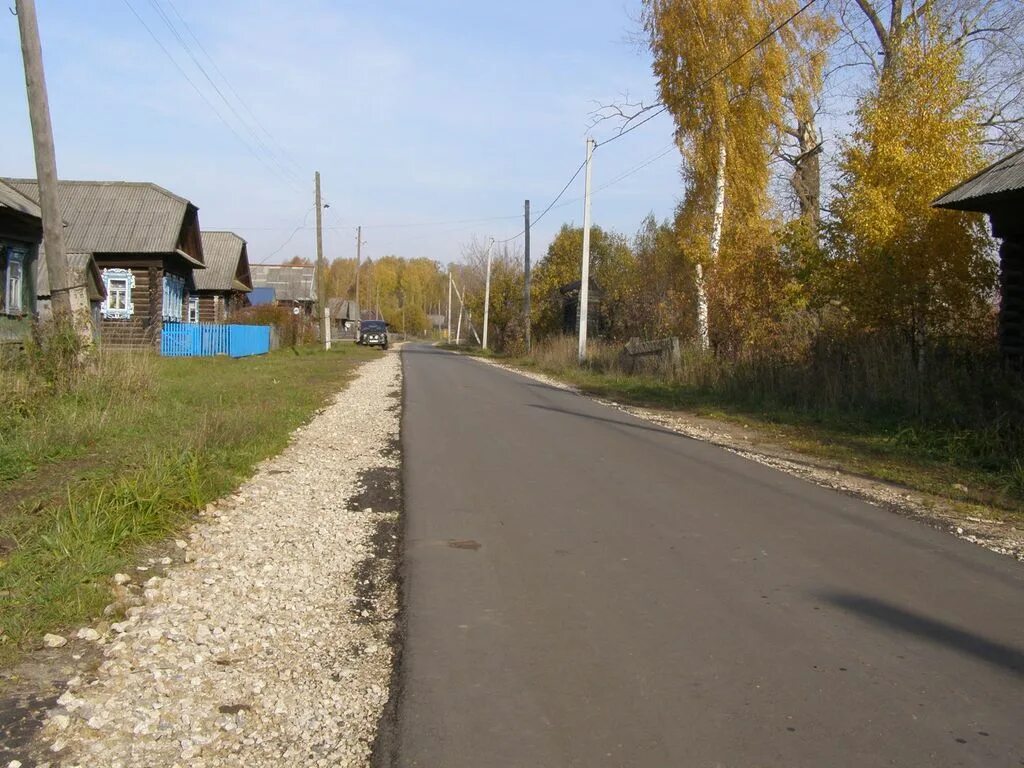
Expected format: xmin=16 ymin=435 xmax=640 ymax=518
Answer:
xmin=2 ymin=179 xmax=201 ymax=261
xmin=328 ymin=298 xmax=359 ymax=320
xmin=249 ymin=263 xmax=317 ymax=302
xmin=0 ymin=178 xmax=42 ymax=220
xmin=933 ymin=146 xmax=1024 ymax=211
xmin=196 ymin=231 xmax=252 ymax=293
xmin=35 ymin=252 xmax=106 ymax=302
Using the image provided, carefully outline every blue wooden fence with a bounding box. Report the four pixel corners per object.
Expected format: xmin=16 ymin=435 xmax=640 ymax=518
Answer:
xmin=161 ymin=323 xmax=271 ymax=358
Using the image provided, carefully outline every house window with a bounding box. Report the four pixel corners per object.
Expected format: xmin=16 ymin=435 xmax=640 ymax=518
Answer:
xmin=4 ymin=247 xmax=27 ymax=315
xmin=163 ymin=274 xmax=185 ymax=321
xmin=101 ymin=268 xmax=135 ymax=319
xmin=188 ymin=296 xmax=200 ymax=323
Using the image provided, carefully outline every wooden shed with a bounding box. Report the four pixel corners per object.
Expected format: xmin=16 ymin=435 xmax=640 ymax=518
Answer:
xmin=195 ymin=231 xmax=253 ymax=323
xmin=0 ymin=179 xmax=42 ymax=344
xmin=934 ymin=147 xmax=1024 ymax=363
xmin=34 ymin=252 xmax=106 ymax=338
xmin=249 ymin=263 xmax=317 ymax=316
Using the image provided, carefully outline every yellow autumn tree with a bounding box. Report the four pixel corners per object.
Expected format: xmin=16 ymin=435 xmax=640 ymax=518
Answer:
xmin=644 ymin=0 xmax=804 ymax=348
xmin=830 ymin=15 xmax=997 ymax=352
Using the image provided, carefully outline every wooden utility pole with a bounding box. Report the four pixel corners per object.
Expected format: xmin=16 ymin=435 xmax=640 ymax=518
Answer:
xmin=482 ymin=237 xmax=494 ymax=350
xmin=16 ymin=0 xmax=77 ymax=320
xmin=315 ymin=171 xmax=329 ymax=350
xmin=523 ymin=199 xmax=531 ymax=354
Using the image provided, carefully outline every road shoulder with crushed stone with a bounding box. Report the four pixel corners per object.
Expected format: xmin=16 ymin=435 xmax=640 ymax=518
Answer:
xmin=10 ymin=350 xmax=403 ymax=768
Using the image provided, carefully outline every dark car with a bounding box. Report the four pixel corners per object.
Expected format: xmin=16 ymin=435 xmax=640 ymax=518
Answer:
xmin=359 ymin=320 xmax=389 ymax=349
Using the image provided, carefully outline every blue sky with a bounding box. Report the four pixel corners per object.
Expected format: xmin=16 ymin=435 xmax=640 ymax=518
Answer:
xmin=2 ymin=0 xmax=682 ymax=266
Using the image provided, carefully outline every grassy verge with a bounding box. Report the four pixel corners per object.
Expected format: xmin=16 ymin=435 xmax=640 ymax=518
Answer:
xmin=507 ymin=339 xmax=1024 ymax=523
xmin=0 ymin=344 xmax=379 ymax=664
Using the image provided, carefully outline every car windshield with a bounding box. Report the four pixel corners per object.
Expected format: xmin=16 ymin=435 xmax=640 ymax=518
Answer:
xmin=361 ymin=322 xmax=386 ymax=332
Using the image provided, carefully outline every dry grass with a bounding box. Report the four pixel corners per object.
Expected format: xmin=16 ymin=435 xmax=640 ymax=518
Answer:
xmin=0 ymin=334 xmax=379 ymax=664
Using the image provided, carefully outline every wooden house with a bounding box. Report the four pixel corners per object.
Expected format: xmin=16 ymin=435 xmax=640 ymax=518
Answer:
xmin=0 ymin=179 xmax=42 ymax=344
xmin=4 ymin=179 xmax=206 ymax=347
xmin=249 ymin=263 xmax=317 ymax=316
xmin=328 ymin=298 xmax=360 ymax=339
xmin=934 ymin=147 xmax=1024 ymax=364
xmin=195 ymin=231 xmax=253 ymax=323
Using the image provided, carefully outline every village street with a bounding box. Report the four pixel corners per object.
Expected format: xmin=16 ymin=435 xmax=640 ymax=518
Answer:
xmin=386 ymin=345 xmax=1024 ymax=768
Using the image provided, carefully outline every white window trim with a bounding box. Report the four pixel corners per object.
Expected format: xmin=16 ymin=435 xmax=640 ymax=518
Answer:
xmin=101 ymin=268 xmax=135 ymax=319
xmin=188 ymin=295 xmax=200 ymax=324
xmin=163 ymin=273 xmax=186 ymax=322
xmin=4 ymin=247 xmax=26 ymax=315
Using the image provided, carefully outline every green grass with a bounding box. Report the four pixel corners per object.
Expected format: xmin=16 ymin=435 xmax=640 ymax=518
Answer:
xmin=511 ymin=353 xmax=1024 ymax=524
xmin=0 ymin=344 xmax=379 ymax=664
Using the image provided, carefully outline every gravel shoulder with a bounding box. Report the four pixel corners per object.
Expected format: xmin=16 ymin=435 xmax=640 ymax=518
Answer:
xmin=18 ymin=350 xmax=403 ymax=768
xmin=478 ymin=357 xmax=1024 ymax=563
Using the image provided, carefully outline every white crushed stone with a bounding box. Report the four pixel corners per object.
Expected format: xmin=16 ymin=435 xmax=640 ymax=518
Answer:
xmin=479 ymin=357 xmax=1024 ymax=562
xmin=45 ymin=352 xmax=403 ymax=767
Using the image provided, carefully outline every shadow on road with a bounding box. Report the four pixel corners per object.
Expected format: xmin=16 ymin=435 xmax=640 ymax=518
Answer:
xmin=527 ymin=402 xmax=690 ymax=440
xmin=819 ymin=591 xmax=1024 ymax=677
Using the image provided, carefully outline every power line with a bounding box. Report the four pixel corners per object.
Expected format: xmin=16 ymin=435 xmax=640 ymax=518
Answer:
xmin=259 ymin=205 xmax=316 ymax=262
xmin=143 ymin=0 xmax=303 ymax=189
xmin=597 ymin=0 xmax=819 ymax=148
xmin=162 ymin=0 xmax=305 ymax=178
xmin=497 ymin=158 xmax=588 ymax=243
xmin=121 ymin=0 xmax=302 ymax=192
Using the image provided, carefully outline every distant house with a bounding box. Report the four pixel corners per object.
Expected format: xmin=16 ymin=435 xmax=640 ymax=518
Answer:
xmin=249 ymin=263 xmax=317 ymax=315
xmin=35 ymin=252 xmax=106 ymax=339
xmin=328 ymin=298 xmax=359 ymax=338
xmin=934 ymin=146 xmax=1024 ymax=363
xmin=0 ymin=179 xmax=42 ymax=344
xmin=559 ymin=279 xmax=603 ymax=336
xmin=195 ymin=231 xmax=253 ymax=323
xmin=4 ymin=179 xmax=206 ymax=347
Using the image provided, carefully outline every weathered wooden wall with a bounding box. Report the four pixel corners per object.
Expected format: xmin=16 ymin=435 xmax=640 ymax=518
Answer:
xmin=992 ymin=210 xmax=1022 ymax=364
xmin=95 ymin=260 xmax=162 ymax=347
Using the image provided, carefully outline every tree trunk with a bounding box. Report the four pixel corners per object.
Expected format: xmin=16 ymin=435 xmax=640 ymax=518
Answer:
xmin=791 ymin=118 xmax=822 ymax=236
xmin=698 ymin=138 xmax=727 ymax=350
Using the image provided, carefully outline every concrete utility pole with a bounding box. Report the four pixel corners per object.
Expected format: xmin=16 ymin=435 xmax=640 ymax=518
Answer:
xmin=524 ymin=199 xmax=531 ymax=354
xmin=315 ymin=171 xmax=329 ymax=350
xmin=578 ymin=137 xmax=596 ymax=363
xmin=355 ymin=225 xmax=362 ymax=315
xmin=16 ymin=0 xmax=78 ymax=321
xmin=446 ymin=270 xmax=452 ymax=343
xmin=481 ymin=237 xmax=494 ymax=350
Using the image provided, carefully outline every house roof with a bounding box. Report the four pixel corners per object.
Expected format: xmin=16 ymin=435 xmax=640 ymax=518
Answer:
xmin=0 ymin=178 xmax=42 ymax=220
xmin=933 ymin=146 xmax=1024 ymax=212
xmin=35 ymin=252 xmax=106 ymax=302
xmin=249 ymin=286 xmax=276 ymax=306
xmin=196 ymin=231 xmax=252 ymax=293
xmin=328 ymin=298 xmax=359 ymax=321
xmin=2 ymin=179 xmax=203 ymax=263
xmin=249 ymin=263 xmax=317 ymax=302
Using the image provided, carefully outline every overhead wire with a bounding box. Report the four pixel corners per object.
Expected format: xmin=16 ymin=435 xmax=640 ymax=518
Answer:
xmin=162 ymin=0 xmax=305 ymax=178
xmin=141 ymin=0 xmax=304 ymax=190
xmin=596 ymin=0 xmax=819 ymax=149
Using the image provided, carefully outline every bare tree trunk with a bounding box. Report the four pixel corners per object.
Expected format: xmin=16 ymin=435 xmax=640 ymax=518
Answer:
xmin=790 ymin=118 xmax=822 ymax=235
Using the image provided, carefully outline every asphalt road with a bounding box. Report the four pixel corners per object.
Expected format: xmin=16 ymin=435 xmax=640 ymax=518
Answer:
xmin=386 ymin=345 xmax=1024 ymax=767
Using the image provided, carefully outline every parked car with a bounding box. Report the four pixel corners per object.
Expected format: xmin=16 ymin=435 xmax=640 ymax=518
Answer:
xmin=359 ymin=320 xmax=389 ymax=349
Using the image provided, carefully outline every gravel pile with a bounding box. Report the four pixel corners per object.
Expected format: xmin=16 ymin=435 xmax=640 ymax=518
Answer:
xmin=39 ymin=352 xmax=402 ymax=768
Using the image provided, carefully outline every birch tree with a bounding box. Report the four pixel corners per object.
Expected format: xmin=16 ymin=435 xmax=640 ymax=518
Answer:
xmin=642 ymin=0 xmax=795 ymax=348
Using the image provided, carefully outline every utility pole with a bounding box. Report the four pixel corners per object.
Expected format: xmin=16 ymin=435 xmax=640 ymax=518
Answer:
xmin=578 ymin=137 xmax=596 ymax=363
xmin=315 ymin=171 xmax=329 ymax=350
xmin=523 ymin=199 xmax=531 ymax=354
xmin=481 ymin=237 xmax=494 ymax=350
xmin=446 ymin=270 xmax=453 ymax=343
xmin=16 ymin=0 xmax=79 ymax=324
xmin=355 ymin=226 xmax=362 ymax=316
